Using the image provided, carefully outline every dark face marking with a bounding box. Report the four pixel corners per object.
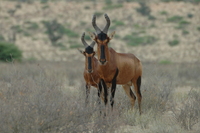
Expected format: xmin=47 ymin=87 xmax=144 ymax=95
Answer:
xmin=97 ymin=32 xmax=108 ymax=41
xmin=100 ymin=45 xmax=105 ymax=61
xmin=87 ymin=57 xmax=92 ymax=73
xmin=85 ymin=46 xmax=95 ymax=73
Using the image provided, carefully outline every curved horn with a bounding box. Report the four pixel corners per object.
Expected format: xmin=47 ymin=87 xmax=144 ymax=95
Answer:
xmin=102 ymin=13 xmax=110 ymax=34
xmin=90 ymin=41 xmax=95 ymax=48
xmin=92 ymin=14 xmax=101 ymax=34
xmin=81 ymin=32 xmax=88 ymax=48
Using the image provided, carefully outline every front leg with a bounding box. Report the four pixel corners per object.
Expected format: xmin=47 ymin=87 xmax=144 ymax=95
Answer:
xmin=97 ymin=81 xmax=102 ymax=105
xmin=85 ymin=84 xmax=90 ymax=106
xmin=110 ymin=68 xmax=119 ymax=110
xmin=101 ymin=79 xmax=108 ymax=105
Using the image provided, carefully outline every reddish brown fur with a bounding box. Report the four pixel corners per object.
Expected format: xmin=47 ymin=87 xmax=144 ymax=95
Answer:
xmin=90 ymin=33 xmax=142 ymax=114
xmin=83 ymin=55 xmax=100 ymax=88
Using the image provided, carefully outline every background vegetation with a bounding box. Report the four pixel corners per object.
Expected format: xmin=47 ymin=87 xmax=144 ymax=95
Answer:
xmin=0 ymin=0 xmax=199 ymax=62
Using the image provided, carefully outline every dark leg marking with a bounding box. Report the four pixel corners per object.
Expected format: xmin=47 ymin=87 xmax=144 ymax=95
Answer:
xmin=97 ymin=81 xmax=102 ymax=105
xmin=137 ymin=76 xmax=142 ymax=115
xmin=101 ymin=79 xmax=108 ymax=105
xmin=137 ymin=76 xmax=142 ymax=97
xmin=110 ymin=68 xmax=119 ymax=109
xmin=85 ymin=84 xmax=90 ymax=106
xmin=129 ymin=87 xmax=136 ymax=101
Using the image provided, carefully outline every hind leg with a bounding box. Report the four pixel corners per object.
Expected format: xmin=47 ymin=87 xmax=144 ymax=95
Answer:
xmin=122 ymin=84 xmax=136 ymax=109
xmin=132 ymin=76 xmax=142 ymax=114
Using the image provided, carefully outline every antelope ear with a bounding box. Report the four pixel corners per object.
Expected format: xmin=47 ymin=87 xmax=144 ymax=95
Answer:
xmin=88 ymin=31 xmax=96 ymax=40
xmin=109 ymin=31 xmax=115 ymax=40
xmin=77 ymin=48 xmax=85 ymax=55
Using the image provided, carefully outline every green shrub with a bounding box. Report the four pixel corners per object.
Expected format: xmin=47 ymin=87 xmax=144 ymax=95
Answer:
xmin=84 ymin=5 xmax=90 ymax=9
xmin=0 ymin=34 xmax=5 ymax=41
xmin=68 ymin=40 xmax=81 ymax=49
xmin=0 ymin=42 xmax=22 ymax=62
xmin=160 ymin=11 xmax=168 ymax=15
xmin=148 ymin=15 xmax=156 ymax=20
xmin=11 ymin=25 xmax=23 ymax=33
xmin=124 ymin=33 xmax=156 ymax=46
xmin=7 ymin=9 xmax=16 ymax=16
xmin=182 ymin=30 xmax=189 ymax=35
xmin=110 ymin=20 xmax=125 ymax=30
xmin=136 ymin=2 xmax=151 ymax=16
xmin=175 ymin=20 xmax=190 ymax=29
xmin=112 ymin=20 xmax=124 ymax=26
xmin=187 ymin=13 xmax=193 ymax=18
xmin=105 ymin=0 xmax=112 ymax=5
xmin=179 ymin=20 xmax=190 ymax=25
xmin=94 ymin=12 xmax=103 ymax=17
xmin=167 ymin=15 xmax=183 ymax=23
xmin=40 ymin=0 xmax=48 ymax=3
xmin=159 ymin=60 xmax=171 ymax=64
xmin=168 ymin=39 xmax=179 ymax=46
xmin=25 ymin=21 xmax=39 ymax=30
xmin=103 ymin=4 xmax=123 ymax=10
xmin=197 ymin=26 xmax=200 ymax=31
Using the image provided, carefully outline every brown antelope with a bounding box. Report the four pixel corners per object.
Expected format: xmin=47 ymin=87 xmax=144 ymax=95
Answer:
xmin=89 ymin=14 xmax=143 ymax=114
xmin=79 ymin=32 xmax=108 ymax=106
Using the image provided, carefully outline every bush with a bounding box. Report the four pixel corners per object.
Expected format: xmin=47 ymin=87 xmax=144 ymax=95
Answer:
xmin=0 ymin=42 xmax=22 ymax=62
xmin=197 ymin=26 xmax=200 ymax=32
xmin=159 ymin=60 xmax=172 ymax=64
xmin=168 ymin=39 xmax=179 ymax=46
xmin=182 ymin=30 xmax=189 ymax=35
xmin=160 ymin=11 xmax=168 ymax=15
xmin=94 ymin=12 xmax=103 ymax=17
xmin=136 ymin=2 xmax=151 ymax=16
xmin=123 ymin=33 xmax=156 ymax=46
xmin=103 ymin=4 xmax=123 ymax=10
xmin=25 ymin=21 xmax=39 ymax=30
xmin=11 ymin=25 xmax=23 ymax=33
xmin=167 ymin=15 xmax=183 ymax=23
xmin=42 ymin=20 xmax=63 ymax=46
xmin=110 ymin=20 xmax=125 ymax=30
xmin=42 ymin=20 xmax=78 ymax=46
xmin=0 ymin=34 xmax=5 ymax=42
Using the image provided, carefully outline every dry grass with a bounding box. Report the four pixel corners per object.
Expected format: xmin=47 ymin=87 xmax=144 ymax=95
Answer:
xmin=0 ymin=61 xmax=199 ymax=132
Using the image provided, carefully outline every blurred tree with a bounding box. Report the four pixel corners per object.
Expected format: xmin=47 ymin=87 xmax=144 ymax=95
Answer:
xmin=0 ymin=42 xmax=22 ymax=62
xmin=42 ymin=20 xmax=63 ymax=46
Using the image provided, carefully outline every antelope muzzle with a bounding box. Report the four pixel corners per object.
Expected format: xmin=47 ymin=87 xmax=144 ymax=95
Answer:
xmin=99 ymin=45 xmax=107 ymax=65
xmin=87 ymin=57 xmax=93 ymax=73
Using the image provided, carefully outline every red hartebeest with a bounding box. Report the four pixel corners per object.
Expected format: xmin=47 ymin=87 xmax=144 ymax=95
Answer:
xmin=79 ymin=32 xmax=108 ymax=106
xmin=89 ymin=14 xmax=143 ymax=114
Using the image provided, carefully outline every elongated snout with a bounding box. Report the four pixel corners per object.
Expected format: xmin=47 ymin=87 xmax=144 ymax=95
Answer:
xmin=99 ymin=59 xmax=107 ymax=65
xmin=87 ymin=69 xmax=93 ymax=73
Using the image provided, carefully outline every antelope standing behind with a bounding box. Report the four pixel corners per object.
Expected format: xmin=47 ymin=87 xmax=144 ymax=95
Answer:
xmin=89 ymin=14 xmax=143 ymax=114
xmin=79 ymin=32 xmax=108 ymax=106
